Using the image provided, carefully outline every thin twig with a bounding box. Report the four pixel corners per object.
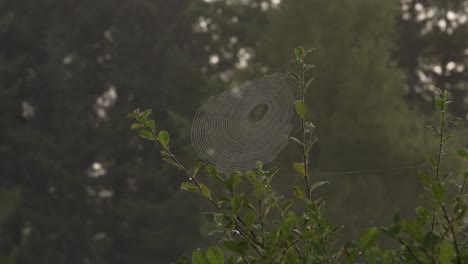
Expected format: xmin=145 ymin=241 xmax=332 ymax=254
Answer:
xmin=299 ymin=59 xmax=312 ymax=201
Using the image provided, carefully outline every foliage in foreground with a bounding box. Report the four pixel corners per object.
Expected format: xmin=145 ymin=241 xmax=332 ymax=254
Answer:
xmin=128 ymin=47 xmax=467 ymax=264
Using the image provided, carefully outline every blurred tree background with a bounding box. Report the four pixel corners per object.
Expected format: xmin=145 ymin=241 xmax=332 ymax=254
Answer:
xmin=0 ymin=0 xmax=466 ymax=263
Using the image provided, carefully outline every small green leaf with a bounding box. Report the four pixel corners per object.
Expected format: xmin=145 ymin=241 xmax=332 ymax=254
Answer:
xmin=247 ymin=172 xmax=264 ymax=197
xmin=192 ymin=162 xmax=204 ymax=178
xmin=293 ymin=185 xmax=304 ymax=198
xmin=294 ymin=101 xmax=306 ymax=119
xmin=200 ymin=184 xmax=211 ymax=198
xmin=281 ymin=199 xmax=293 ymax=213
xmin=441 ymin=172 xmax=452 ymax=179
xmin=310 ymin=181 xmax=328 ymax=192
xmin=415 ymin=207 xmax=430 ymax=222
xmin=131 ymin=123 xmax=143 ymax=130
xmin=295 ymin=46 xmax=305 ymax=60
xmin=180 ymin=182 xmax=198 ymax=192
xmin=284 ymin=248 xmax=298 ymax=263
xmin=290 ymin=137 xmax=302 ymax=145
xmin=358 ymin=227 xmax=379 ymax=250
xmin=226 ymin=172 xmax=242 ymax=195
xmin=137 ymin=116 xmax=147 ymax=126
xmin=393 ymin=211 xmax=401 ymax=225
xmin=244 ymin=208 xmax=256 ymax=229
xmin=206 ymin=166 xmax=223 ymax=183
xmin=191 ymin=248 xmax=206 ymax=264
xmin=266 ymin=167 xmax=280 ymax=178
xmin=293 ymin=162 xmax=305 ymax=176
xmin=222 ymin=239 xmax=250 ymax=256
xmin=142 ymin=109 xmax=152 ymax=118
xmin=305 ymin=78 xmax=314 ymax=90
xmin=438 ymin=241 xmax=454 ymax=264
xmin=343 ymin=241 xmax=358 ymax=263
xmin=175 ymin=256 xmax=188 ymax=264
xmin=426 ymin=155 xmax=437 ymax=168
xmin=138 ymin=130 xmax=155 ymax=140
xmin=457 ymin=148 xmax=468 ymax=160
xmin=453 ymin=198 xmax=466 ymax=220
xmin=432 ymin=182 xmax=445 ymax=202
xmin=127 ymin=109 xmax=140 ymax=118
xmin=148 ymin=120 xmax=156 ymax=132
xmin=255 ymin=160 xmax=263 ymax=170
xmin=423 ymin=232 xmax=439 ymax=251
xmin=435 ymin=98 xmax=446 ymax=112
xmin=288 ymin=72 xmax=301 ymax=82
xmin=158 ymin=130 xmax=170 ymax=147
xmin=231 ymin=195 xmax=245 ymax=214
xmin=418 ymin=169 xmax=432 ymax=185
xmin=206 ymin=247 xmax=224 ymax=264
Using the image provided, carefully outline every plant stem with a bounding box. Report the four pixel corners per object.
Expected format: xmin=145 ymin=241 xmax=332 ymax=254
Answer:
xmin=436 ymin=110 xmax=446 ymax=182
xmin=299 ymin=59 xmax=312 ymax=201
xmin=398 ymin=239 xmax=423 ymax=264
xmin=440 ymin=204 xmax=461 ymax=264
xmin=431 ymin=108 xmax=446 ymax=231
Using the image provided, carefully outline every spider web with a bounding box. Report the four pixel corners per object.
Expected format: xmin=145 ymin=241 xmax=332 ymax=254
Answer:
xmin=191 ymin=72 xmax=295 ymax=175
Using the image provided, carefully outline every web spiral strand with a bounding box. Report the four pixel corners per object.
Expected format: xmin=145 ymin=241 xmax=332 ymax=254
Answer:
xmin=191 ymin=72 xmax=295 ymax=175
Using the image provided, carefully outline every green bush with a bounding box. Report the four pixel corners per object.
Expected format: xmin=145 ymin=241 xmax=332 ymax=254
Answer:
xmin=128 ymin=47 xmax=467 ymax=264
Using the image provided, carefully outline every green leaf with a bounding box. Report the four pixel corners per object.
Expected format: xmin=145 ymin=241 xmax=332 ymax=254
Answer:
xmin=294 ymin=46 xmax=305 ymax=60
xmin=131 ymin=123 xmax=143 ymax=130
xmin=415 ymin=207 xmax=430 ymax=222
xmin=142 ymin=109 xmax=152 ymax=118
xmin=423 ymin=231 xmax=439 ymax=252
xmin=158 ymin=130 xmax=169 ymax=147
xmin=222 ymin=239 xmax=250 ymax=256
xmin=137 ymin=116 xmax=147 ymax=126
xmin=418 ymin=169 xmax=432 ymax=185
xmin=453 ymin=198 xmax=466 ymax=220
xmin=192 ymin=162 xmax=203 ymax=178
xmin=281 ymin=199 xmax=293 ymax=213
xmin=290 ymin=136 xmax=302 ymax=145
xmin=175 ymin=256 xmax=188 ymax=264
xmin=191 ymin=248 xmax=206 ymax=264
xmin=244 ymin=208 xmax=256 ymax=229
xmin=343 ymin=241 xmax=358 ymax=263
xmin=310 ymin=181 xmax=328 ymax=192
xmin=247 ymin=172 xmax=264 ymax=197
xmin=127 ymin=112 xmax=139 ymax=119
xmin=438 ymin=241 xmax=454 ymax=264
xmin=266 ymin=167 xmax=279 ymax=178
xmin=457 ymin=149 xmax=468 ymax=160
xmin=206 ymin=247 xmax=224 ymax=264
xmin=180 ymin=182 xmax=198 ymax=192
xmin=138 ymin=130 xmax=155 ymax=140
xmin=293 ymin=162 xmax=305 ymax=176
xmin=284 ymin=247 xmax=299 ymax=263
xmin=255 ymin=160 xmax=263 ymax=170
xmin=200 ymin=184 xmax=211 ymax=198
xmin=293 ymin=185 xmax=304 ymax=199
xmin=294 ymin=100 xmax=306 ymax=119
xmin=435 ymin=98 xmax=446 ymax=112
xmin=432 ymin=182 xmax=445 ymax=202
xmin=148 ymin=120 xmax=156 ymax=132
xmin=206 ymin=166 xmax=223 ymax=183
xmin=226 ymin=172 xmax=242 ymax=195
xmin=288 ymin=72 xmax=301 ymax=82
xmin=305 ymin=78 xmax=314 ymax=90
xmin=358 ymin=227 xmax=379 ymax=250
xmin=426 ymin=155 xmax=437 ymax=168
